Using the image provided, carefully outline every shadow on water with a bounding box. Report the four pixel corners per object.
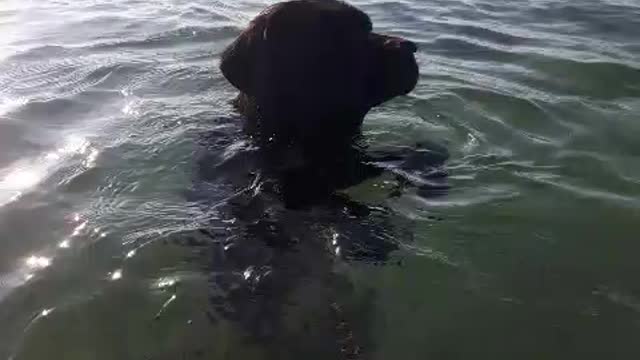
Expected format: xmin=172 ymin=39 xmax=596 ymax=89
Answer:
xmin=176 ymin=115 xmax=449 ymax=359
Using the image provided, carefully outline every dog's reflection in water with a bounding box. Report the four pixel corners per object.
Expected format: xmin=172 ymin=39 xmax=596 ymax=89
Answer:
xmin=185 ymin=117 xmax=448 ymax=359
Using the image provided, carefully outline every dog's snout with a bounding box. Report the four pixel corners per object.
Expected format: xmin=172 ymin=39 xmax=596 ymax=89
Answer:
xmin=401 ymin=39 xmax=418 ymax=53
xmin=384 ymin=37 xmax=417 ymax=53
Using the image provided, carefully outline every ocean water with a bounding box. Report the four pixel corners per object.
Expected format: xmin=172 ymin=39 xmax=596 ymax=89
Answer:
xmin=1 ymin=0 xmax=639 ymax=359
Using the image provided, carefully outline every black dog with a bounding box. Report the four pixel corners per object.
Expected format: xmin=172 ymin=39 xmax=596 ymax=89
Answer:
xmin=188 ymin=117 xmax=415 ymax=359
xmin=177 ymin=2 xmax=445 ymax=355
xmin=220 ymin=0 xmax=419 ymax=146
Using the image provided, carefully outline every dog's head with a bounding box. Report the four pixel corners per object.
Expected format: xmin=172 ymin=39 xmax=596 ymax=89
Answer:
xmin=220 ymin=0 xmax=418 ymax=139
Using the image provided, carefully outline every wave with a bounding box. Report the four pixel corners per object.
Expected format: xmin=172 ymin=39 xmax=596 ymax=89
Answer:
xmin=514 ymin=171 xmax=640 ymax=208
xmin=91 ymin=25 xmax=238 ymax=51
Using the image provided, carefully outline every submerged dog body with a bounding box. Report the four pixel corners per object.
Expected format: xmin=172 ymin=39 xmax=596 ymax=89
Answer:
xmin=220 ymin=0 xmax=419 ymax=145
xmin=187 ymin=3 xmax=445 ymax=354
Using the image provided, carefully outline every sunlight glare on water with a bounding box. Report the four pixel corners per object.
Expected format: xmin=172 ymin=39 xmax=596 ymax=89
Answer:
xmin=0 ymin=97 xmax=28 ymax=117
xmin=109 ymin=269 xmax=123 ymax=281
xmin=2 ymin=168 xmax=41 ymax=190
xmin=0 ymin=135 xmax=97 ymax=206
xmin=25 ymin=256 xmax=52 ymax=270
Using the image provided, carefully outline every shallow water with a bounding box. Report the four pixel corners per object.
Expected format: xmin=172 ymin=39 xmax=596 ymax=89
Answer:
xmin=1 ymin=0 xmax=640 ymax=359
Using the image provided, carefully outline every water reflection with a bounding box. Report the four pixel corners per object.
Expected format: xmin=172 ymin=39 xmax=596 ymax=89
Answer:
xmin=0 ymin=97 xmax=28 ymax=117
xmin=8 ymin=191 xmax=22 ymax=202
xmin=3 ymin=229 xmax=79 ymax=297
xmin=110 ymin=269 xmax=123 ymax=281
xmin=3 ymin=169 xmax=41 ymax=189
xmin=0 ymin=210 xmax=111 ymax=304
xmin=0 ymin=135 xmax=100 ymax=206
xmin=121 ymin=91 xmax=141 ymax=116
xmin=84 ymin=148 xmax=100 ymax=168
xmin=0 ymin=254 xmax=52 ymax=301
xmin=71 ymin=221 xmax=87 ymax=236
xmin=25 ymin=256 xmax=51 ymax=269
xmin=157 ymin=277 xmax=178 ymax=289
xmin=155 ymin=294 xmax=178 ymax=319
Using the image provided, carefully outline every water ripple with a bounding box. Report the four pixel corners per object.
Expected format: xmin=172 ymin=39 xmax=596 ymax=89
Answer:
xmin=1 ymin=0 xmax=640 ymax=359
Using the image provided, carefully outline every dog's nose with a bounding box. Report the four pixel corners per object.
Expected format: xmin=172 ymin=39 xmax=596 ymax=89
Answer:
xmin=400 ymin=39 xmax=418 ymax=53
xmin=385 ymin=37 xmax=418 ymax=53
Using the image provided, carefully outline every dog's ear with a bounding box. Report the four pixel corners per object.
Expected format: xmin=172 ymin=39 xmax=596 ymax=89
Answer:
xmin=220 ymin=17 xmax=267 ymax=96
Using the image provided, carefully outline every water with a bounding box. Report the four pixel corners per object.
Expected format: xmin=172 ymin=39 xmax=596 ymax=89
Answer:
xmin=1 ymin=0 xmax=639 ymax=358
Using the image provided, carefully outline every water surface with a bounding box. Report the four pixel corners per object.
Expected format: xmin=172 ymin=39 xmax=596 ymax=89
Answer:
xmin=1 ymin=0 xmax=640 ymax=359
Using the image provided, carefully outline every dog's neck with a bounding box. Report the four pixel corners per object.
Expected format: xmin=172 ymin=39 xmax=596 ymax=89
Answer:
xmin=233 ymin=92 xmax=365 ymax=148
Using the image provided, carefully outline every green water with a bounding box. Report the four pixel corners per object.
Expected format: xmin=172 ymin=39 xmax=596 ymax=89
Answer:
xmin=1 ymin=0 xmax=639 ymax=359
